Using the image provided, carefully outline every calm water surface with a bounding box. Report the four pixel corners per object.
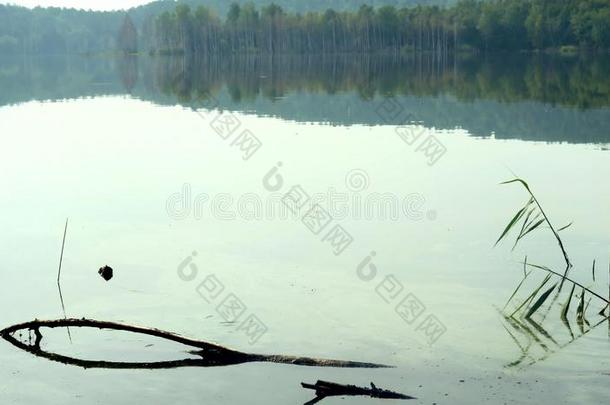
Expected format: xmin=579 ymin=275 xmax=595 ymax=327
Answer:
xmin=0 ymin=54 xmax=609 ymax=404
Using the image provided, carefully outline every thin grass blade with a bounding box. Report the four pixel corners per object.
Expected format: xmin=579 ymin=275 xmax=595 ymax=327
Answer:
xmin=518 ymin=218 xmax=546 ymax=242
xmin=503 ymin=270 xmax=532 ymax=311
xmin=495 ymin=200 xmax=532 ymax=247
xmin=500 ymin=178 xmax=531 ymax=193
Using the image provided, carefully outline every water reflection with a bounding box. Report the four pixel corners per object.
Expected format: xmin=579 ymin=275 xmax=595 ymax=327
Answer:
xmin=1 ymin=53 xmax=610 ymax=143
xmin=117 ymin=54 xmax=138 ymax=93
xmin=149 ymin=53 xmax=610 ymax=109
xmin=502 ymin=312 xmax=609 ymax=370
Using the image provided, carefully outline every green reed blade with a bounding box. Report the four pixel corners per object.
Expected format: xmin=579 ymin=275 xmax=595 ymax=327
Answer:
xmin=561 ymin=283 xmax=576 ymax=321
xmin=576 ymin=288 xmax=585 ymax=321
xmin=503 ymin=269 xmax=532 ymax=311
xmin=525 ymin=283 xmax=558 ymax=319
xmin=495 ymin=199 xmax=533 ymax=247
xmin=510 ymin=274 xmax=551 ymax=318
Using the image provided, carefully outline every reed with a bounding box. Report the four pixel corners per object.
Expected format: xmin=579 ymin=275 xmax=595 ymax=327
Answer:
xmin=497 ymin=177 xmax=609 ymax=369
xmin=56 ymin=218 xmax=71 ymax=342
xmin=496 ymin=178 xmax=609 ymax=324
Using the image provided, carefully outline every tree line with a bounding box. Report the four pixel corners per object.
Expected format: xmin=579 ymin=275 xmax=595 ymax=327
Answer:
xmin=0 ymin=4 xmax=120 ymax=54
xmin=1 ymin=0 xmax=609 ymax=55
xmin=135 ymin=0 xmax=455 ymax=21
xmin=145 ymin=0 xmax=610 ymax=54
xmin=0 ymin=1 xmax=453 ymax=55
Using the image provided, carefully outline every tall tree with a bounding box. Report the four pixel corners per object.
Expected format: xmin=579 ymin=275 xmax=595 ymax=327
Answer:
xmin=117 ymin=14 xmax=138 ymax=54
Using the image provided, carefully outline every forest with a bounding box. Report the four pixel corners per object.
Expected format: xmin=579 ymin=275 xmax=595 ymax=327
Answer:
xmin=0 ymin=0 xmax=452 ymax=54
xmin=146 ymin=0 xmax=610 ymax=53
xmin=0 ymin=4 xmax=119 ymax=54
xmin=0 ymin=0 xmax=609 ymax=54
xmin=136 ymin=0 xmax=456 ymax=18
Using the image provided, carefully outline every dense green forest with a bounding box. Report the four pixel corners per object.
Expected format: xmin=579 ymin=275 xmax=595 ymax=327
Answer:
xmin=0 ymin=0 xmax=452 ymax=54
xmin=148 ymin=0 xmax=610 ymax=53
xmin=0 ymin=5 xmax=119 ymax=54
xmin=133 ymin=0 xmax=455 ymax=21
xmin=0 ymin=0 xmax=609 ymax=54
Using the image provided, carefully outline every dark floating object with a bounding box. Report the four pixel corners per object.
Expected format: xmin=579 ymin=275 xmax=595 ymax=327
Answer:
xmin=301 ymin=380 xmax=416 ymax=404
xmin=0 ymin=318 xmax=391 ymax=370
xmin=98 ymin=265 xmax=113 ymax=281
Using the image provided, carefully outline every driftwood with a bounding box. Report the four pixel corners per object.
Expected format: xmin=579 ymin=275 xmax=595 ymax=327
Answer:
xmin=0 ymin=318 xmax=391 ymax=370
xmin=301 ymin=380 xmax=416 ymax=404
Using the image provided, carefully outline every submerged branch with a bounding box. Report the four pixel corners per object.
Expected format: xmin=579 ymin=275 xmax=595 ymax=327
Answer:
xmin=0 ymin=318 xmax=391 ymax=370
xmin=301 ymin=380 xmax=415 ymax=404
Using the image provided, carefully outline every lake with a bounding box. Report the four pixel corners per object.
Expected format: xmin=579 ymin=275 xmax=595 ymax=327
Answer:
xmin=0 ymin=53 xmax=609 ymax=404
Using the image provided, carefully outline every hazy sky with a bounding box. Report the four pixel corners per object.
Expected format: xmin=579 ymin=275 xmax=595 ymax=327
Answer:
xmin=0 ymin=1 xmax=156 ymax=11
